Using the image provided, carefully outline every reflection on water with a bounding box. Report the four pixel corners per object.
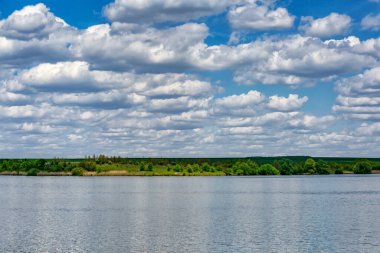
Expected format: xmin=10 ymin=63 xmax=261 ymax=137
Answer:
xmin=1 ymin=175 xmax=380 ymax=252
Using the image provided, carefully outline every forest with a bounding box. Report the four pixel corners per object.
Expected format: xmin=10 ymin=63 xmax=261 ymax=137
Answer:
xmin=0 ymin=156 xmax=379 ymax=176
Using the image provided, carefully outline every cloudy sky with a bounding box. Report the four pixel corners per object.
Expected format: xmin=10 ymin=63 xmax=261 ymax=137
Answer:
xmin=0 ymin=0 xmax=379 ymax=158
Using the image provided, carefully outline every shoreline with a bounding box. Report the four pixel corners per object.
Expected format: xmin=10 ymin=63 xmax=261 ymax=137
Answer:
xmin=1 ymin=170 xmax=380 ymax=177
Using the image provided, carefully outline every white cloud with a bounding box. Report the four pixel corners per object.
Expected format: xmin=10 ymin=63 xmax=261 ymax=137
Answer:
xmin=16 ymin=61 xmax=219 ymax=112
xmin=103 ymin=0 xmax=237 ymax=23
xmin=50 ymin=91 xmax=146 ymax=109
xmin=143 ymin=79 xmax=215 ymax=98
xmin=18 ymin=122 xmax=56 ymax=134
xmin=335 ymin=66 xmax=380 ymax=97
xmin=299 ymin=13 xmax=351 ymax=38
xmin=356 ymin=122 xmax=380 ymax=135
xmin=0 ymin=3 xmax=380 ymax=157
xmin=0 ymin=5 xmax=376 ymax=87
xmin=0 ymin=104 xmax=51 ymax=119
xmin=0 ymin=3 xmax=70 ymax=40
xmin=228 ymin=2 xmax=294 ymax=31
xmin=352 ymin=37 xmax=380 ymax=58
xmin=1 ymin=58 xmax=342 ymax=156
xmin=75 ymin=22 xmax=209 ymax=72
xmin=267 ymin=94 xmax=308 ymax=111
xmin=334 ymin=67 xmax=380 ymax=120
xmin=233 ymin=35 xmax=376 ymax=85
xmin=214 ymin=90 xmax=264 ymax=109
xmin=21 ymin=61 xmax=97 ymax=92
xmin=288 ymin=115 xmax=335 ymax=130
xmin=361 ymin=13 xmax=380 ymax=31
xmin=0 ymin=82 xmax=30 ymax=105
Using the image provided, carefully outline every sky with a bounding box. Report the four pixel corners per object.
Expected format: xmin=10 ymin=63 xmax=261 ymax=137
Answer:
xmin=0 ymin=0 xmax=380 ymax=158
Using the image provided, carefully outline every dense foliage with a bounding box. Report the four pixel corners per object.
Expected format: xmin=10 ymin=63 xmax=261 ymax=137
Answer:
xmin=0 ymin=156 xmax=378 ymax=176
xmin=353 ymin=161 xmax=372 ymax=174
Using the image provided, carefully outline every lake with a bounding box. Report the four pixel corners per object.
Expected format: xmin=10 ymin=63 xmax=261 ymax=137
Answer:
xmin=1 ymin=175 xmax=380 ymax=253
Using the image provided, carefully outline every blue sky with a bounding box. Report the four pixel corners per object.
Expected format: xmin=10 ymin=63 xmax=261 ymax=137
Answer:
xmin=0 ymin=0 xmax=379 ymax=157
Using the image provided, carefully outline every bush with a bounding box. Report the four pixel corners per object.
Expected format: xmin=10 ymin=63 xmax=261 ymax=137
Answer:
xmin=372 ymin=162 xmax=380 ymax=170
xmin=202 ymin=163 xmax=211 ymax=172
xmin=353 ymin=161 xmax=372 ymax=174
xmin=335 ymin=167 xmax=344 ymax=174
xmin=316 ymin=160 xmax=330 ymax=175
xmin=147 ymin=163 xmax=153 ymax=171
xmin=258 ymin=164 xmax=280 ymax=175
xmin=173 ymin=164 xmax=183 ymax=172
xmin=27 ymin=168 xmax=38 ymax=176
xmin=78 ymin=161 xmax=96 ymax=171
xmin=232 ymin=161 xmax=258 ymax=175
xmin=187 ymin=165 xmax=193 ymax=173
xmin=72 ymin=167 xmax=85 ymax=176
xmin=304 ymin=158 xmax=316 ymax=174
xmin=278 ymin=159 xmax=295 ymax=175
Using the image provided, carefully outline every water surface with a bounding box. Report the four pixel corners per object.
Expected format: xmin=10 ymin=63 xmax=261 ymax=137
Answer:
xmin=1 ymin=175 xmax=380 ymax=252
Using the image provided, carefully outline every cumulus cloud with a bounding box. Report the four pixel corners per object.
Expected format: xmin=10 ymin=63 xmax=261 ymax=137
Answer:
xmin=335 ymin=67 xmax=380 ymax=97
xmin=75 ymin=24 xmax=375 ymax=83
xmin=299 ymin=13 xmax=352 ymax=38
xmin=334 ymin=67 xmax=380 ymax=120
xmin=233 ymin=35 xmax=376 ymax=85
xmin=361 ymin=13 xmax=380 ymax=31
xmin=0 ymin=3 xmax=379 ymax=157
xmin=0 ymin=5 xmax=77 ymax=69
xmin=14 ymin=61 xmax=219 ymax=112
xmin=2 ymin=58 xmax=338 ymax=156
xmin=0 ymin=5 xmax=376 ymax=86
xmin=228 ymin=1 xmax=295 ymax=31
xmin=212 ymin=90 xmax=265 ymax=116
xmin=0 ymin=88 xmax=30 ymax=105
xmin=214 ymin=90 xmax=264 ymax=109
xmin=267 ymin=94 xmax=308 ymax=111
xmin=50 ymin=91 xmax=146 ymax=109
xmin=103 ymin=0 xmax=237 ymax=23
xmin=21 ymin=61 xmax=98 ymax=92
xmin=356 ymin=122 xmax=380 ymax=135
xmin=0 ymin=3 xmax=70 ymax=40
xmin=74 ymin=22 xmax=209 ymax=72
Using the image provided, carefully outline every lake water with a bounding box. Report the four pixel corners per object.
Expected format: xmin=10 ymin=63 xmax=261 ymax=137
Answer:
xmin=1 ymin=175 xmax=380 ymax=253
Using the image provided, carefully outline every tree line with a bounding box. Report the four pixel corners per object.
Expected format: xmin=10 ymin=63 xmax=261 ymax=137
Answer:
xmin=0 ymin=156 xmax=377 ymax=176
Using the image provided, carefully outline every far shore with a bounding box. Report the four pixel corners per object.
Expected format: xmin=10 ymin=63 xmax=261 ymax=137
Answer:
xmin=1 ymin=170 xmax=380 ymax=177
xmin=1 ymin=156 xmax=379 ymax=176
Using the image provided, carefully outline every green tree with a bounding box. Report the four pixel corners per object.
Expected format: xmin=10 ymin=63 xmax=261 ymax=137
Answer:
xmin=27 ymin=168 xmax=38 ymax=176
xmin=78 ymin=161 xmax=96 ymax=171
xmin=192 ymin=164 xmax=200 ymax=173
xmin=35 ymin=159 xmax=46 ymax=170
xmin=304 ymin=158 xmax=316 ymax=174
xmin=232 ymin=161 xmax=259 ymax=175
xmin=316 ymin=160 xmax=330 ymax=175
xmin=246 ymin=160 xmax=259 ymax=175
xmin=139 ymin=163 xmax=146 ymax=171
xmin=173 ymin=164 xmax=183 ymax=173
xmin=202 ymin=163 xmax=211 ymax=173
xmin=71 ymin=167 xmax=85 ymax=176
xmin=353 ymin=161 xmax=372 ymax=174
xmin=147 ymin=163 xmax=153 ymax=171
xmin=278 ymin=159 xmax=295 ymax=175
xmin=258 ymin=164 xmax=280 ymax=175
xmin=334 ymin=167 xmax=344 ymax=174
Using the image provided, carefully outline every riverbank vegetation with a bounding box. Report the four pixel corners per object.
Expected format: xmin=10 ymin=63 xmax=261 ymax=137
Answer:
xmin=0 ymin=156 xmax=379 ymax=176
